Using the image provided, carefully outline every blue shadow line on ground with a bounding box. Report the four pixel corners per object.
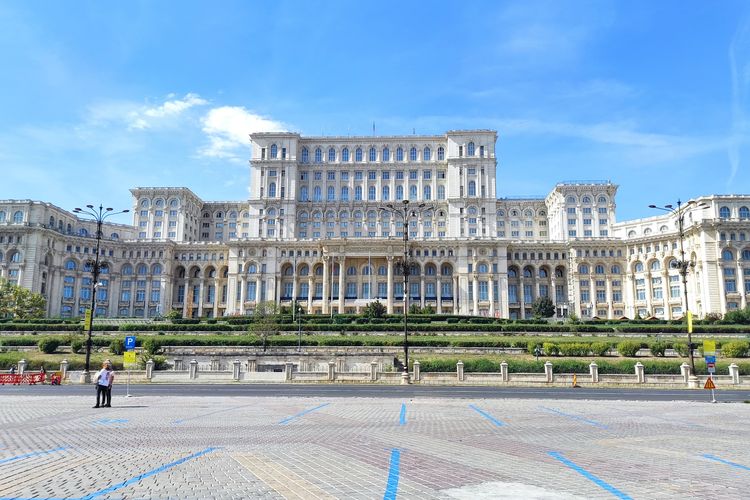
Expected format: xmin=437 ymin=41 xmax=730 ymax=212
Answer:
xmin=399 ymin=403 xmax=406 ymax=425
xmin=383 ymin=448 xmax=401 ymax=500
xmin=469 ymin=404 xmax=506 ymax=426
xmin=0 ymin=446 xmax=68 ymax=465
xmin=703 ymin=453 xmax=750 ymax=471
xmin=79 ymin=447 xmax=219 ymax=500
xmin=539 ymin=406 xmax=609 ymax=429
xmin=548 ymin=451 xmax=632 ymax=500
xmin=278 ymin=403 xmax=330 ymax=425
xmin=92 ymin=418 xmax=128 ymax=427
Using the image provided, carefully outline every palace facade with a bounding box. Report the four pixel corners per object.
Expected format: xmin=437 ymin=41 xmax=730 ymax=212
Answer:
xmin=1 ymin=130 xmax=749 ymax=320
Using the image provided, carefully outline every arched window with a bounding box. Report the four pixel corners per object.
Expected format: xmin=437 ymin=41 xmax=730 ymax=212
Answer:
xmin=313 ymin=186 xmax=322 ymax=202
xmin=740 ymin=206 xmax=750 ymax=219
xmin=137 ymin=264 xmax=148 ymax=275
xmin=567 ymin=196 xmax=576 ymax=204
xmin=539 ymin=268 xmax=548 ymax=278
xmin=327 ymin=186 xmax=335 ymax=201
xmin=122 ymin=264 xmax=134 ymax=275
xmin=598 ymin=196 xmax=607 ymax=204
xmin=341 ymin=186 xmax=349 ymax=201
xmin=7 ymin=251 xmax=21 ymax=263
xmin=467 ymin=142 xmax=475 ymax=156
xmin=423 ymin=147 xmax=431 ymax=161
xmin=299 ymin=264 xmax=309 ymax=276
xmin=301 ymin=147 xmax=309 ymax=163
xmin=396 ymin=147 xmax=404 ymax=161
xmin=270 ymin=144 xmax=278 ymax=159
xmin=722 ymin=249 xmax=735 ymax=261
xmin=468 ymin=181 xmax=476 ymax=196
xmin=152 ymin=264 xmax=162 ymax=274
xmin=595 ymin=265 xmax=605 ymax=274
xmin=347 ymin=266 xmax=357 ymax=276
xmin=720 ymin=206 xmax=731 ymax=219
xmin=65 ymin=260 xmax=77 ymax=270
xmin=410 ymin=147 xmax=417 ymax=161
xmin=579 ymin=264 xmax=589 ymax=274
xmin=508 ymin=268 xmax=517 ymax=278
xmin=441 ymin=264 xmax=453 ymax=276
xmin=382 ymin=147 xmax=390 ymax=161
xmin=634 ymin=262 xmax=644 ymax=272
xmin=300 ymin=186 xmax=309 ymax=201
xmin=355 ymin=148 xmax=363 ymax=162
xmin=582 ymin=196 xmax=591 ymax=203
xmin=355 ymin=186 xmax=363 ymax=201
xmin=79 ymin=228 xmax=88 ymax=237
xmin=369 ymin=147 xmax=376 ymax=162
xmin=523 ymin=267 xmax=533 ymax=278
xmin=437 ymin=147 xmax=445 ymax=160
xmin=0 ymin=211 xmax=5 ymax=222
xmin=382 ymin=186 xmax=390 ymax=201
xmin=478 ymin=263 xmax=488 ymax=273
xmin=650 ymin=260 xmax=661 ymax=271
xmin=378 ymin=265 xmax=387 ymax=276
xmin=247 ymin=263 xmax=257 ymax=274
xmin=437 ymin=185 xmax=445 ymax=200
xmin=611 ymin=265 xmax=621 ymax=274
xmin=268 ymin=183 xmax=276 ymax=198
xmin=742 ymin=249 xmax=750 ymax=260
xmin=315 ymin=147 xmax=322 ymax=163
xmin=368 ymin=186 xmax=376 ymax=200
xmin=13 ymin=211 xmax=23 ymax=223
xmin=396 ymin=185 xmax=404 ymax=200
xmin=342 ymin=147 xmax=350 ymax=162
xmin=328 ymin=147 xmax=336 ymax=162
xmin=423 ymin=186 xmax=431 ymax=200
xmin=409 ymin=185 xmax=417 ymax=200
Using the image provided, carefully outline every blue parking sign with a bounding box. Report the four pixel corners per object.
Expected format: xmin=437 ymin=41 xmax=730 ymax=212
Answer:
xmin=124 ymin=336 xmax=136 ymax=351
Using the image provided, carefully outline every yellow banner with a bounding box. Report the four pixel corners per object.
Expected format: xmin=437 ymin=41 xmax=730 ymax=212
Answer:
xmin=124 ymin=351 xmax=136 ymax=364
xmin=687 ymin=311 xmax=693 ymax=334
xmin=84 ymin=309 xmax=92 ymax=331
xmin=703 ymin=340 xmax=716 ymax=356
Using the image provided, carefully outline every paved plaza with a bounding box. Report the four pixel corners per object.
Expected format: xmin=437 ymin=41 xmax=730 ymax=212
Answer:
xmin=0 ymin=391 xmax=748 ymax=499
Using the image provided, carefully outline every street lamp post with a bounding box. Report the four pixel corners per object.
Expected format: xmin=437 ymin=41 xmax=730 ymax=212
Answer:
xmin=649 ymin=199 xmax=707 ymax=383
xmin=378 ymin=199 xmax=434 ymax=384
xmin=73 ymin=205 xmax=129 ymax=383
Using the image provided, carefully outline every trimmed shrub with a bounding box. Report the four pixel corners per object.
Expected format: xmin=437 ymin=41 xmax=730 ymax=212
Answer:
xmin=649 ymin=341 xmax=667 ymax=357
xmin=542 ymin=342 xmax=559 ymax=356
xmin=721 ymin=341 xmax=749 ymax=358
xmin=142 ymin=338 xmax=161 ymax=355
xmin=37 ymin=338 xmax=61 ymax=354
xmin=70 ymin=339 xmax=85 ymax=354
xmin=673 ymin=342 xmax=689 ymax=357
xmin=590 ymin=342 xmax=611 ymax=357
xmin=557 ymin=342 xmax=591 ymax=357
xmin=617 ymin=341 xmax=642 ymax=357
xmin=109 ymin=339 xmax=124 ymax=355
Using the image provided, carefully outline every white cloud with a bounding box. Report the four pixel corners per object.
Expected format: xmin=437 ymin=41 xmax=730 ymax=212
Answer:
xmin=199 ymin=106 xmax=286 ymax=162
xmin=128 ymin=93 xmax=207 ymax=130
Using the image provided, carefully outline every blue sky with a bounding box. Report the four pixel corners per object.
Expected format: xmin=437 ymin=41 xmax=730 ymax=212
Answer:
xmin=1 ymin=0 xmax=748 ymax=223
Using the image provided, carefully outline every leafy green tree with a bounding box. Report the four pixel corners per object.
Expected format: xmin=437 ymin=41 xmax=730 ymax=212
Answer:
xmin=723 ymin=307 xmax=750 ymax=324
xmin=248 ymin=301 xmax=280 ymax=350
xmin=408 ymin=303 xmax=422 ymax=314
xmin=0 ymin=279 xmax=46 ymax=319
xmin=531 ymin=296 xmax=555 ymax=319
xmin=363 ymin=300 xmax=387 ymax=318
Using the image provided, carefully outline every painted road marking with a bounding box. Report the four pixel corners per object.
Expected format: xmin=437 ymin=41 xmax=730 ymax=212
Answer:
xmin=383 ymin=449 xmax=401 ymax=500
xmin=548 ymin=451 xmax=632 ymax=500
xmin=469 ymin=404 xmax=506 ymax=426
xmin=703 ymin=453 xmax=750 ymax=471
xmin=278 ymin=403 xmax=330 ymax=425
xmin=540 ymin=406 xmax=608 ymax=429
xmin=0 ymin=446 xmax=67 ymax=465
xmin=399 ymin=403 xmax=406 ymax=425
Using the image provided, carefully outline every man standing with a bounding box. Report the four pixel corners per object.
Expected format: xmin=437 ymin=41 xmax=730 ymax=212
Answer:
xmin=93 ymin=361 xmax=111 ymax=408
xmin=103 ymin=360 xmax=115 ymax=407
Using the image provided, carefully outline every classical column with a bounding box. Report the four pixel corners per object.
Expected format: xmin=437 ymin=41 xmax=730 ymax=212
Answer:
xmin=472 ymin=274 xmax=479 ymax=315
xmin=606 ymin=277 xmax=614 ymax=320
xmin=322 ymin=257 xmax=330 ymax=315
xmin=436 ymin=277 xmax=442 ymax=314
xmin=739 ymin=260 xmax=747 ymax=310
xmin=197 ymin=279 xmax=205 ymax=317
xmin=387 ymin=256 xmax=394 ymax=314
xmin=420 ymin=276 xmax=425 ymax=308
xmin=338 ymin=256 xmax=345 ymax=313
xmin=212 ymin=278 xmax=219 ymax=318
xmin=500 ymin=275 xmax=510 ymax=318
xmin=661 ymin=269 xmax=670 ymax=319
xmin=255 ymin=276 xmax=261 ymax=302
xmin=182 ymin=278 xmax=189 ymax=317
xmin=453 ymin=275 xmax=458 ymax=314
xmin=239 ymin=276 xmax=246 ymax=315
xmin=489 ymin=275 xmax=495 ymax=317
xmin=645 ymin=272 xmax=653 ymax=315
xmin=226 ymin=275 xmax=237 ymax=316
xmin=307 ymin=276 xmax=313 ymax=312
xmin=519 ymin=276 xmax=526 ymax=319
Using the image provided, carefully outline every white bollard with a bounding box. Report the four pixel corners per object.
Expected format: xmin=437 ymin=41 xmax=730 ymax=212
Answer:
xmin=680 ymin=363 xmax=691 ymax=384
xmin=189 ymin=359 xmax=198 ymax=380
xmin=18 ymin=359 xmax=26 ymax=375
xmin=146 ymin=359 xmax=154 ymax=380
xmin=634 ymin=362 xmax=645 ymax=383
xmin=501 ymin=361 xmax=509 ymax=382
xmin=60 ymin=359 xmax=69 ymax=380
xmin=589 ymin=362 xmax=599 ymax=383
xmin=234 ymin=360 xmax=242 ymax=381
xmin=544 ymin=361 xmax=554 ymax=383
xmin=412 ymin=361 xmax=420 ymax=382
xmin=729 ymin=363 xmax=740 ymax=385
xmin=284 ymin=362 xmax=293 ymax=382
xmin=457 ymin=361 xmax=464 ymax=382
xmin=328 ymin=361 xmax=335 ymax=381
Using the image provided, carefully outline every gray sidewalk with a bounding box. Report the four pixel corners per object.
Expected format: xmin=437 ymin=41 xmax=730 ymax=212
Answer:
xmin=0 ymin=394 xmax=748 ymax=499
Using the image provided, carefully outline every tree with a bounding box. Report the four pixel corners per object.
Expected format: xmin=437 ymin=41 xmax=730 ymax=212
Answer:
xmin=363 ymin=300 xmax=387 ymax=318
xmin=531 ymin=296 xmax=555 ymax=319
xmin=248 ymin=301 xmax=280 ymax=351
xmin=0 ymin=279 xmax=46 ymax=319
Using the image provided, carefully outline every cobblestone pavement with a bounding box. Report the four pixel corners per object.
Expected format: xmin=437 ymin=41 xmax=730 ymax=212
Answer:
xmin=0 ymin=394 xmax=748 ymax=499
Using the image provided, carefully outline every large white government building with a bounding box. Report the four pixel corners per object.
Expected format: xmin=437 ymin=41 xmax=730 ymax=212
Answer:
xmin=1 ymin=130 xmax=749 ymax=320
